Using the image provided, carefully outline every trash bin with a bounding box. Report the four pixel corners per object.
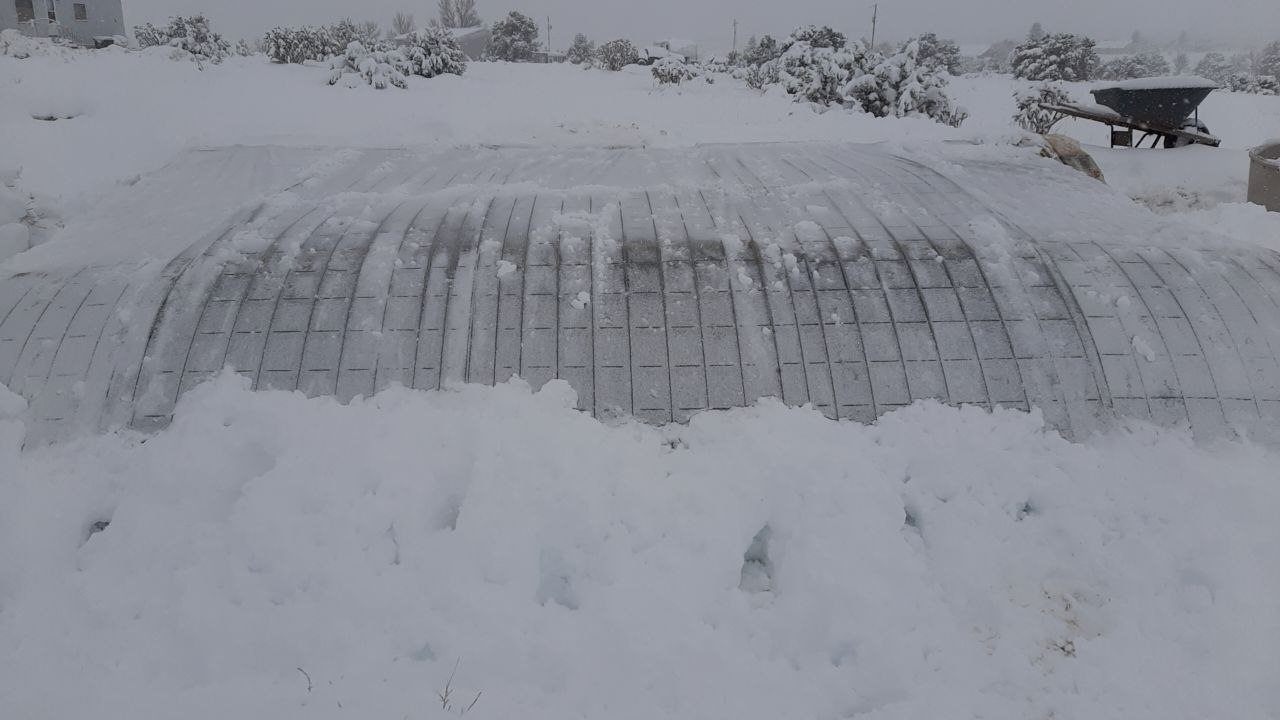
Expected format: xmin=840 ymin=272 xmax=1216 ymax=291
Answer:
xmin=1249 ymin=141 xmax=1280 ymax=212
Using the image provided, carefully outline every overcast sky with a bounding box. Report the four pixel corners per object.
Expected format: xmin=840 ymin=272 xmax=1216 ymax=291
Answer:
xmin=122 ymin=0 xmax=1278 ymax=52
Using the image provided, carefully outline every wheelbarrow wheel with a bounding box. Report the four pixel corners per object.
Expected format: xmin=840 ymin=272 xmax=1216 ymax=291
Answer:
xmin=1164 ymin=119 xmax=1210 ymax=148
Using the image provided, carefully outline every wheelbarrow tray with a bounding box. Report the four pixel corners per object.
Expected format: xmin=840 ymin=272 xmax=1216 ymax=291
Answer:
xmin=1090 ymin=76 xmax=1218 ymax=128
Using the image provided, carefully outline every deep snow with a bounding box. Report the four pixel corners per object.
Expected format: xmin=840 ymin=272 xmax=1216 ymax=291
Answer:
xmin=2 ymin=373 xmax=1278 ymax=720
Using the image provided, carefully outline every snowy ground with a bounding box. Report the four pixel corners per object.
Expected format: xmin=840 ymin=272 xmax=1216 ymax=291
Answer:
xmin=3 ymin=44 xmax=1280 ymax=720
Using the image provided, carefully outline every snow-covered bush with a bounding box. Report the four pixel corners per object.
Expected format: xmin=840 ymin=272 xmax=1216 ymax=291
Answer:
xmin=744 ymin=61 xmax=779 ymax=90
xmin=596 ymin=39 xmax=638 ymax=71
xmin=1010 ymin=32 xmax=1098 ymax=82
xmin=567 ymin=33 xmax=594 ymax=64
xmin=398 ymin=26 xmax=466 ymax=78
xmin=0 ymin=28 xmax=33 ymax=59
xmin=488 ymin=11 xmax=539 ymax=62
xmin=234 ymin=39 xmax=253 ymax=57
xmin=652 ymin=57 xmax=699 ymax=85
xmin=328 ymin=42 xmax=410 ymax=89
xmin=134 ymin=15 xmax=231 ymax=65
xmin=1226 ymin=73 xmax=1280 ymax=95
xmin=1013 ymin=82 xmax=1071 ymax=133
xmin=850 ymin=41 xmax=967 ymax=126
xmin=773 ymin=37 xmax=875 ymax=106
xmin=912 ymin=32 xmax=962 ymax=75
xmin=1096 ymin=51 xmax=1171 ymax=80
xmin=1194 ymin=52 xmax=1241 ymax=84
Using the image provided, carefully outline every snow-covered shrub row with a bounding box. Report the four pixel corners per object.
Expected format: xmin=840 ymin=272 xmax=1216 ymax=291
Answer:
xmin=1226 ymin=73 xmax=1279 ymax=96
xmin=746 ymin=26 xmax=967 ymax=127
xmin=326 ymin=27 xmax=466 ymax=89
xmin=488 ymin=11 xmax=540 ymax=62
xmin=651 ymin=57 xmax=702 ymax=85
xmin=1010 ymin=32 xmax=1098 ymax=82
xmin=264 ymin=20 xmax=382 ymax=65
xmin=1013 ymin=82 xmax=1072 ymax=134
xmin=1095 ymin=51 xmax=1171 ymax=81
xmin=596 ymin=38 xmax=639 ymax=71
xmin=133 ymin=15 xmax=231 ymax=66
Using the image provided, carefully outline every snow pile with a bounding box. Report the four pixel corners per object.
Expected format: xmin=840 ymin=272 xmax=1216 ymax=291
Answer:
xmin=0 ymin=372 xmax=1277 ymax=719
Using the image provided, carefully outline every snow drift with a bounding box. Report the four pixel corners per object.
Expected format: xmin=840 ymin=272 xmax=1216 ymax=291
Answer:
xmin=0 ymin=372 xmax=1277 ymax=719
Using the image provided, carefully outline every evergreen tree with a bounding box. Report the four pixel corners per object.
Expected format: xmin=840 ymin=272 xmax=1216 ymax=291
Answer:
xmin=912 ymin=32 xmax=961 ymax=75
xmin=1028 ymin=22 xmax=1045 ymax=41
xmin=566 ymin=33 xmax=595 ymax=64
xmin=1194 ymin=52 xmax=1239 ymax=83
xmin=488 ymin=11 xmax=540 ymax=61
xmin=1011 ymin=33 xmax=1099 ymax=82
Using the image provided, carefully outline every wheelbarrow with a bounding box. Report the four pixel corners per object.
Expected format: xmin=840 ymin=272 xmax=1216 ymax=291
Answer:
xmin=1040 ymin=76 xmax=1220 ymax=148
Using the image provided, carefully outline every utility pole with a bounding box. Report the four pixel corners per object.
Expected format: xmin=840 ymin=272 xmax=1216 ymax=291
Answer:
xmin=546 ymin=16 xmax=552 ymax=62
xmin=869 ymin=4 xmax=878 ymax=49
xmin=732 ymin=18 xmax=738 ymax=57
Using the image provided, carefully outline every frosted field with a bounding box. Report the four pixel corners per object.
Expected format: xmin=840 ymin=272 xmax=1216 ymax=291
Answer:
xmin=2 ymin=43 xmax=1280 ymax=720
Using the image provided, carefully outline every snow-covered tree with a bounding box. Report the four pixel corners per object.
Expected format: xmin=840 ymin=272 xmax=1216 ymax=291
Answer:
xmin=567 ymin=33 xmax=594 ymax=64
xmin=489 ymin=11 xmax=540 ymax=62
xmin=1194 ymin=52 xmax=1241 ymax=83
xmin=1011 ymin=33 xmax=1099 ymax=82
xmin=134 ymin=15 xmax=231 ymax=66
xmin=400 ymin=25 xmax=467 ymax=77
xmin=596 ymin=38 xmax=638 ymax=71
xmin=1096 ymin=51 xmax=1171 ymax=80
xmin=329 ymin=41 xmax=410 ymax=89
xmin=1256 ymin=41 xmax=1280 ymax=79
xmin=235 ymin=39 xmax=252 ymax=56
xmin=911 ymin=32 xmax=961 ymax=75
xmin=1013 ymin=82 xmax=1071 ymax=133
xmin=848 ymin=40 xmax=967 ymax=126
xmin=327 ymin=19 xmax=380 ymax=53
xmin=783 ymin=25 xmax=846 ymax=51
xmin=1028 ymin=23 xmax=1046 ymax=41
xmin=772 ymin=29 xmax=874 ymax=105
xmin=455 ymin=0 xmax=482 ymax=28
xmin=391 ymin=12 xmax=417 ymax=37
xmin=1173 ymin=53 xmax=1188 ymax=74
xmin=744 ymin=34 xmax=781 ymax=66
xmin=437 ymin=0 xmax=460 ymax=28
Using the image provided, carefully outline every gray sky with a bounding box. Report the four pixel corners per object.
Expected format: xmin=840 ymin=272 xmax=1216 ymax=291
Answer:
xmin=123 ymin=0 xmax=1278 ymax=52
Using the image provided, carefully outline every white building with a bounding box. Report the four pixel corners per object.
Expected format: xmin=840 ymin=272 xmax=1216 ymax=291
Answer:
xmin=0 ymin=0 xmax=124 ymax=47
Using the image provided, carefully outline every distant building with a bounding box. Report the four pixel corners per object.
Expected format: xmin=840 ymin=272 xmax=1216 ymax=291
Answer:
xmin=0 ymin=0 xmax=124 ymax=46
